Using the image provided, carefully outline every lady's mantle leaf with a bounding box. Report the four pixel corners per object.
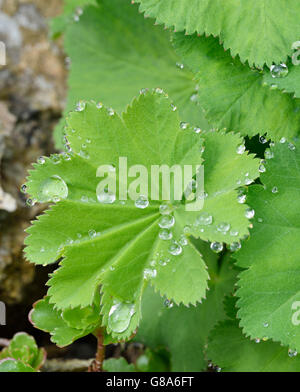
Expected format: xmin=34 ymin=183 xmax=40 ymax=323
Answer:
xmin=172 ymin=33 xmax=300 ymax=142
xmin=236 ymin=140 xmax=300 ymax=352
xmin=135 ymin=0 xmax=300 ymax=67
xmin=55 ymin=0 xmax=209 ymax=147
xmin=25 ymin=91 xmax=259 ymax=340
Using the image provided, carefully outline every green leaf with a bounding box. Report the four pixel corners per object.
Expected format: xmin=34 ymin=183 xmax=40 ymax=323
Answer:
xmin=29 ymin=296 xmax=103 ymax=347
xmin=263 ymin=60 xmax=300 ymax=99
xmin=54 ymin=0 xmax=209 ymax=147
xmin=0 ymin=333 xmax=45 ymax=371
xmin=25 ymin=91 xmax=259 ymax=341
xmin=207 ymin=320 xmax=300 ymax=372
xmin=172 ymin=33 xmax=300 ymax=141
xmin=135 ymin=0 xmax=300 ymax=67
xmin=103 ymin=358 xmax=135 ymax=372
xmin=50 ymin=0 xmax=97 ymax=38
xmin=0 ymin=359 xmax=36 ymax=372
xmin=136 ymin=242 xmax=238 ymax=371
xmin=235 ymin=140 xmax=300 ymax=352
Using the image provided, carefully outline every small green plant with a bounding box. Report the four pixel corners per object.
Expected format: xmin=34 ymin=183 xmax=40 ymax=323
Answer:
xmin=0 ymin=333 xmax=46 ymax=372
xmin=19 ymin=0 xmax=300 ymax=372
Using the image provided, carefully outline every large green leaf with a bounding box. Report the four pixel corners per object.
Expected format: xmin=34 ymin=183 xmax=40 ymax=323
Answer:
xmin=25 ymin=91 xmax=259 ymax=341
xmin=172 ymin=33 xmax=300 ymax=141
xmin=135 ymin=0 xmax=300 ymax=67
xmin=207 ymin=320 xmax=300 ymax=372
xmin=136 ymin=242 xmax=238 ymax=371
xmin=236 ymin=140 xmax=300 ymax=352
xmin=54 ymin=0 xmax=209 ymax=147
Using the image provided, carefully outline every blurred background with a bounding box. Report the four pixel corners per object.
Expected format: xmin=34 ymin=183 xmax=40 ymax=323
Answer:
xmin=0 ymin=0 xmax=78 ymax=359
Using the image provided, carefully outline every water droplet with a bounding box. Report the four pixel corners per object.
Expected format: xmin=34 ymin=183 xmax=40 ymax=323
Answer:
xmin=155 ymin=87 xmax=164 ymax=94
xmin=135 ymin=195 xmax=149 ymax=209
xmin=171 ymin=104 xmax=177 ymax=111
xmin=255 ymin=338 xmax=261 ymax=344
xmin=140 ymin=88 xmax=148 ymax=95
xmin=107 ymin=108 xmax=115 ymax=116
xmin=237 ymin=194 xmax=247 ymax=204
xmin=229 ymin=242 xmax=241 ymax=252
xmin=236 ymin=144 xmax=246 ymax=154
xmin=245 ymin=208 xmax=255 ymax=219
xmin=259 ymin=164 xmax=266 ymax=173
xmin=265 ymin=150 xmax=274 ymax=159
xmin=259 ymin=136 xmax=267 ymax=144
xmin=108 ymin=301 xmax=136 ymax=333
xmin=288 ymin=143 xmax=296 ymax=151
xmin=159 ymin=203 xmax=172 ymax=215
xmin=168 ymin=241 xmax=182 ymax=256
xmin=144 ymin=268 xmax=157 ymax=280
xmin=38 ymin=175 xmax=68 ymax=203
xmin=97 ymin=189 xmax=116 ymax=204
xmin=88 ymin=229 xmax=96 ymax=239
xmin=176 ymin=62 xmax=184 ymax=70
xmin=96 ymin=102 xmax=103 ymax=109
xmin=270 ymin=63 xmax=289 ymax=78
xmin=26 ymin=198 xmax=37 ymax=207
xmin=20 ymin=184 xmax=27 ymax=193
xmin=272 ymin=187 xmax=278 ymax=194
xmin=190 ymin=93 xmax=198 ymax=102
xmin=178 ymin=235 xmax=188 ymax=246
xmin=37 ymin=156 xmax=45 ymax=164
xmin=79 ymin=150 xmax=90 ymax=159
xmin=159 ymin=229 xmax=172 ymax=241
xmin=159 ymin=215 xmax=175 ymax=229
xmin=194 ymin=127 xmax=201 ymax=134
xmin=180 ymin=122 xmax=188 ymax=130
xmin=164 ymin=299 xmax=174 ymax=308
xmin=196 ymin=212 xmax=213 ymax=226
xmin=263 ymin=322 xmax=269 ymax=328
xmin=230 ymin=230 xmax=239 ymax=237
xmin=217 ymin=222 xmax=231 ymax=234
xmin=210 ymin=242 xmax=223 ymax=253
xmin=81 ymin=195 xmax=89 ymax=202
xmin=288 ymin=349 xmax=298 ymax=358
xmin=258 ymin=218 xmax=263 ymax=223
xmin=40 ymin=247 xmax=45 ymax=253
xmin=76 ymin=101 xmax=86 ymax=111
xmin=280 ymin=137 xmax=286 ymax=144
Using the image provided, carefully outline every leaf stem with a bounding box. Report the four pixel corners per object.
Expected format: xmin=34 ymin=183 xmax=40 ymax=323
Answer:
xmin=88 ymin=329 xmax=105 ymax=372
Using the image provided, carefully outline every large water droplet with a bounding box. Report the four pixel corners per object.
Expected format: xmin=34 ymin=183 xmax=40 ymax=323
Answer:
xmin=168 ymin=241 xmax=182 ymax=256
xmin=159 ymin=215 xmax=175 ymax=229
xmin=217 ymin=222 xmax=230 ymax=234
xmin=97 ymin=189 xmax=116 ymax=204
xmin=135 ymin=195 xmax=149 ymax=209
xmin=270 ymin=63 xmax=289 ymax=78
xmin=210 ymin=242 xmax=223 ymax=253
xmin=288 ymin=349 xmax=298 ymax=358
xmin=108 ymin=301 xmax=136 ymax=333
xmin=245 ymin=208 xmax=255 ymax=219
xmin=38 ymin=175 xmax=68 ymax=202
xmin=159 ymin=229 xmax=172 ymax=241
xmin=236 ymin=144 xmax=246 ymax=154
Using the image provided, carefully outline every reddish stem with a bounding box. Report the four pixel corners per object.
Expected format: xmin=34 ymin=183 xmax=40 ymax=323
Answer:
xmin=88 ymin=329 xmax=105 ymax=372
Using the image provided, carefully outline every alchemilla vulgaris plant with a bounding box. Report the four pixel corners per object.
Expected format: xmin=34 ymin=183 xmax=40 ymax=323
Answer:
xmin=4 ymin=0 xmax=300 ymax=372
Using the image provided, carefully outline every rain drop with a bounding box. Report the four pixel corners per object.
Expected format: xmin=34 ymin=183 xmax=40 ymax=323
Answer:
xmin=108 ymin=301 xmax=136 ymax=333
xmin=38 ymin=175 xmax=68 ymax=203
xmin=196 ymin=212 xmax=213 ymax=226
xmin=210 ymin=242 xmax=223 ymax=253
xmin=97 ymin=189 xmax=116 ymax=204
xmin=168 ymin=241 xmax=182 ymax=256
xmin=159 ymin=215 xmax=175 ymax=229
xmin=270 ymin=63 xmax=289 ymax=78
xmin=135 ymin=195 xmax=149 ymax=209
xmin=159 ymin=229 xmax=172 ymax=241
xmin=245 ymin=208 xmax=255 ymax=219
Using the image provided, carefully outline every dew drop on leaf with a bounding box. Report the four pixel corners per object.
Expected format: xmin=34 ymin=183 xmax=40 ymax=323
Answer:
xmin=217 ymin=222 xmax=231 ymax=234
xmin=97 ymin=189 xmax=116 ymax=204
xmin=245 ymin=208 xmax=255 ymax=219
xmin=108 ymin=302 xmax=136 ymax=334
xmin=237 ymin=194 xmax=247 ymax=204
xmin=159 ymin=229 xmax=172 ymax=241
xmin=196 ymin=212 xmax=213 ymax=226
xmin=20 ymin=184 xmax=27 ymax=193
xmin=236 ymin=144 xmax=246 ymax=154
xmin=135 ymin=195 xmax=149 ymax=209
xmin=38 ymin=175 xmax=68 ymax=203
xmin=270 ymin=63 xmax=289 ymax=78
xmin=159 ymin=203 xmax=172 ymax=215
xmin=164 ymin=299 xmax=174 ymax=308
xmin=288 ymin=349 xmax=298 ymax=358
xmin=158 ymin=215 xmax=175 ymax=229
xmin=229 ymin=242 xmax=241 ymax=252
xmin=168 ymin=241 xmax=182 ymax=256
xmin=180 ymin=122 xmax=188 ymax=130
xmin=210 ymin=242 xmax=223 ymax=253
